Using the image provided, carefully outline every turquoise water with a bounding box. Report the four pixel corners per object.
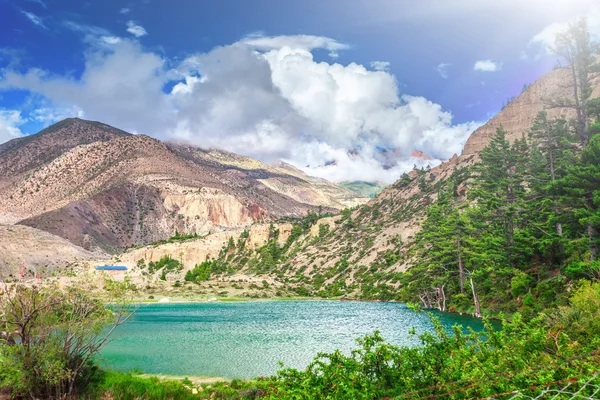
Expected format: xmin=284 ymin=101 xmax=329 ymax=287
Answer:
xmin=101 ymin=301 xmax=490 ymax=379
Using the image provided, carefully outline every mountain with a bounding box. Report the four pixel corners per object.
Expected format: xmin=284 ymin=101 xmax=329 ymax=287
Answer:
xmin=272 ymin=64 xmax=600 ymax=294
xmin=288 ymin=65 xmax=598 ymax=264
xmin=0 ymin=118 xmax=366 ymax=253
xmin=161 ymin=61 xmax=600 ymax=302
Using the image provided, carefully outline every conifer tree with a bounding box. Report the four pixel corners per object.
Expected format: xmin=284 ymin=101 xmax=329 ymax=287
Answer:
xmin=549 ymin=18 xmax=599 ymax=145
xmin=473 ymin=126 xmax=527 ymax=268
xmin=553 ymin=135 xmax=600 ymax=261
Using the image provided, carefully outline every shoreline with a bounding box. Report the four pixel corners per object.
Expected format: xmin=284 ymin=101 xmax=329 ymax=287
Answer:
xmin=110 ymin=296 xmax=409 ymax=307
xmin=137 ymin=373 xmax=231 ymax=384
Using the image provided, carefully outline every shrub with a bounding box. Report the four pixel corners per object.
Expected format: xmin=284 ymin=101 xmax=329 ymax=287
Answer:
xmin=0 ymin=284 xmax=134 ymax=398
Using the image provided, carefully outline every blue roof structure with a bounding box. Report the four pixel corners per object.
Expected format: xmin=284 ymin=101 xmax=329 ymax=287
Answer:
xmin=96 ymin=265 xmax=128 ymax=271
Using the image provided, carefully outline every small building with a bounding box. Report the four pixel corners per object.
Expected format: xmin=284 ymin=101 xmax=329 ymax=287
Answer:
xmin=96 ymin=265 xmax=128 ymax=271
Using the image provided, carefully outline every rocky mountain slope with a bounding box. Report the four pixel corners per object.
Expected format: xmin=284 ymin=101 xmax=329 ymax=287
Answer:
xmin=264 ymin=65 xmax=600 ymax=295
xmin=0 ymin=224 xmax=106 ymax=279
xmin=0 ymin=118 xmax=366 ymax=254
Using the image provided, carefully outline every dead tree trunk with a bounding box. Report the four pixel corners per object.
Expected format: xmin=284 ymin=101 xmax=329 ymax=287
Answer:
xmin=469 ymin=276 xmax=482 ymax=318
xmin=457 ymin=239 xmax=465 ymax=294
xmin=439 ymin=284 xmax=447 ymax=312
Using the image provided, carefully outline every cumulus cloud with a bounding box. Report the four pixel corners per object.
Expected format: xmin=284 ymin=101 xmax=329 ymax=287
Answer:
xmin=21 ymin=11 xmax=47 ymax=29
xmin=473 ymin=59 xmax=502 ymax=72
xmin=0 ymin=110 xmax=25 ymax=144
xmin=126 ymin=21 xmax=147 ymax=37
xmin=437 ymin=62 xmax=451 ymax=78
xmin=120 ymin=8 xmax=130 ymax=14
xmin=0 ymin=34 xmax=480 ymax=183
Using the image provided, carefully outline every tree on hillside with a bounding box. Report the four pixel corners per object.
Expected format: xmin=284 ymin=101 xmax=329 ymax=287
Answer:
xmin=553 ymin=134 xmax=600 ymax=262
xmin=528 ymin=110 xmax=575 ymax=237
xmin=549 ymin=18 xmax=599 ymax=146
xmin=472 ymin=126 xmax=528 ymax=269
xmin=411 ymin=182 xmax=478 ymax=311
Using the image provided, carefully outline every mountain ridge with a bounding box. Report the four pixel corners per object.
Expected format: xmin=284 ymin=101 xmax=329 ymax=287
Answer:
xmin=0 ymin=119 xmax=367 ymax=256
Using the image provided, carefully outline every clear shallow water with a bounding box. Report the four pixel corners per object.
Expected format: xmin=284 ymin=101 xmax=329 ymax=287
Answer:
xmin=101 ymin=301 xmax=489 ymax=379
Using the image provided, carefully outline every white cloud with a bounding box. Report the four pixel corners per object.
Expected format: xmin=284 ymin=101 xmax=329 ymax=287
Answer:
xmin=0 ymin=110 xmax=25 ymax=144
xmin=370 ymin=61 xmax=390 ymax=71
xmin=126 ymin=21 xmax=147 ymax=37
xmin=21 ymin=11 xmax=47 ymax=29
xmin=0 ymin=35 xmax=481 ymax=183
xmin=1 ymin=41 xmax=172 ymax=135
xmin=523 ymin=10 xmax=600 ymax=59
xmin=120 ymin=8 xmax=130 ymax=14
xmin=437 ymin=62 xmax=451 ymax=78
xmin=32 ymin=106 xmax=85 ymax=125
xmin=473 ymin=59 xmax=502 ymax=72
xmin=101 ymin=36 xmax=121 ymax=44
xmin=63 ymin=21 xmax=124 ymax=47
xmin=241 ymin=34 xmax=348 ymax=52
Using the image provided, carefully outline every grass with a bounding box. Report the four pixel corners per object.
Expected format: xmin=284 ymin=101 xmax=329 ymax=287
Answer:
xmin=86 ymin=371 xmax=196 ymax=399
xmin=86 ymin=370 xmax=272 ymax=399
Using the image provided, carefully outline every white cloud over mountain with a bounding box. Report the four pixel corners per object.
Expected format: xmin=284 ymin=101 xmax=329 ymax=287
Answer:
xmin=0 ymin=34 xmax=481 ymax=183
xmin=0 ymin=110 xmax=24 ymax=144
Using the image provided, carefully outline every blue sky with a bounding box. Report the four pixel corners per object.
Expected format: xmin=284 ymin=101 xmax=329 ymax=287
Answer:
xmin=1 ymin=0 xmax=599 ymax=182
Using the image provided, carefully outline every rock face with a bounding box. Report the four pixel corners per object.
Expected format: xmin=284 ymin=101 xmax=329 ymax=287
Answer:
xmin=119 ymin=222 xmax=294 ymax=270
xmin=0 ymin=118 xmax=365 ymax=253
xmin=463 ymin=66 xmax=600 ymax=158
xmin=410 ymin=150 xmax=433 ymax=161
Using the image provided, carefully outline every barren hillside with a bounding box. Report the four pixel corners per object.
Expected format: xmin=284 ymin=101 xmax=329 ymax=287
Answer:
xmin=0 ymin=118 xmax=366 ymax=254
xmin=0 ymin=224 xmax=106 ymax=279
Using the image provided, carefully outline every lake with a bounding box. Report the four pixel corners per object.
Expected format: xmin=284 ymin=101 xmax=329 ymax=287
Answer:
xmin=100 ymin=300 xmax=490 ymax=379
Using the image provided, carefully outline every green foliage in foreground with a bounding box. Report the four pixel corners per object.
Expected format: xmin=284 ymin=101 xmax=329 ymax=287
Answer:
xmin=0 ymin=284 xmax=133 ymax=399
xmin=87 ymin=371 xmax=196 ymax=399
xmin=86 ymin=371 xmax=272 ymax=400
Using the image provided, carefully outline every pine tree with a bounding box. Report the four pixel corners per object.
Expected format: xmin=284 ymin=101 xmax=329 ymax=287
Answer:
xmin=473 ymin=126 xmax=528 ymax=268
xmin=549 ymin=18 xmax=599 ymax=145
xmin=553 ymin=135 xmax=600 ymax=261
xmin=529 ymin=111 xmax=573 ymax=237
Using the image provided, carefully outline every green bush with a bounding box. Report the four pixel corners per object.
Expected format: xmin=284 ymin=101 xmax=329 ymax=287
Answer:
xmin=0 ymin=284 xmax=133 ymax=398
